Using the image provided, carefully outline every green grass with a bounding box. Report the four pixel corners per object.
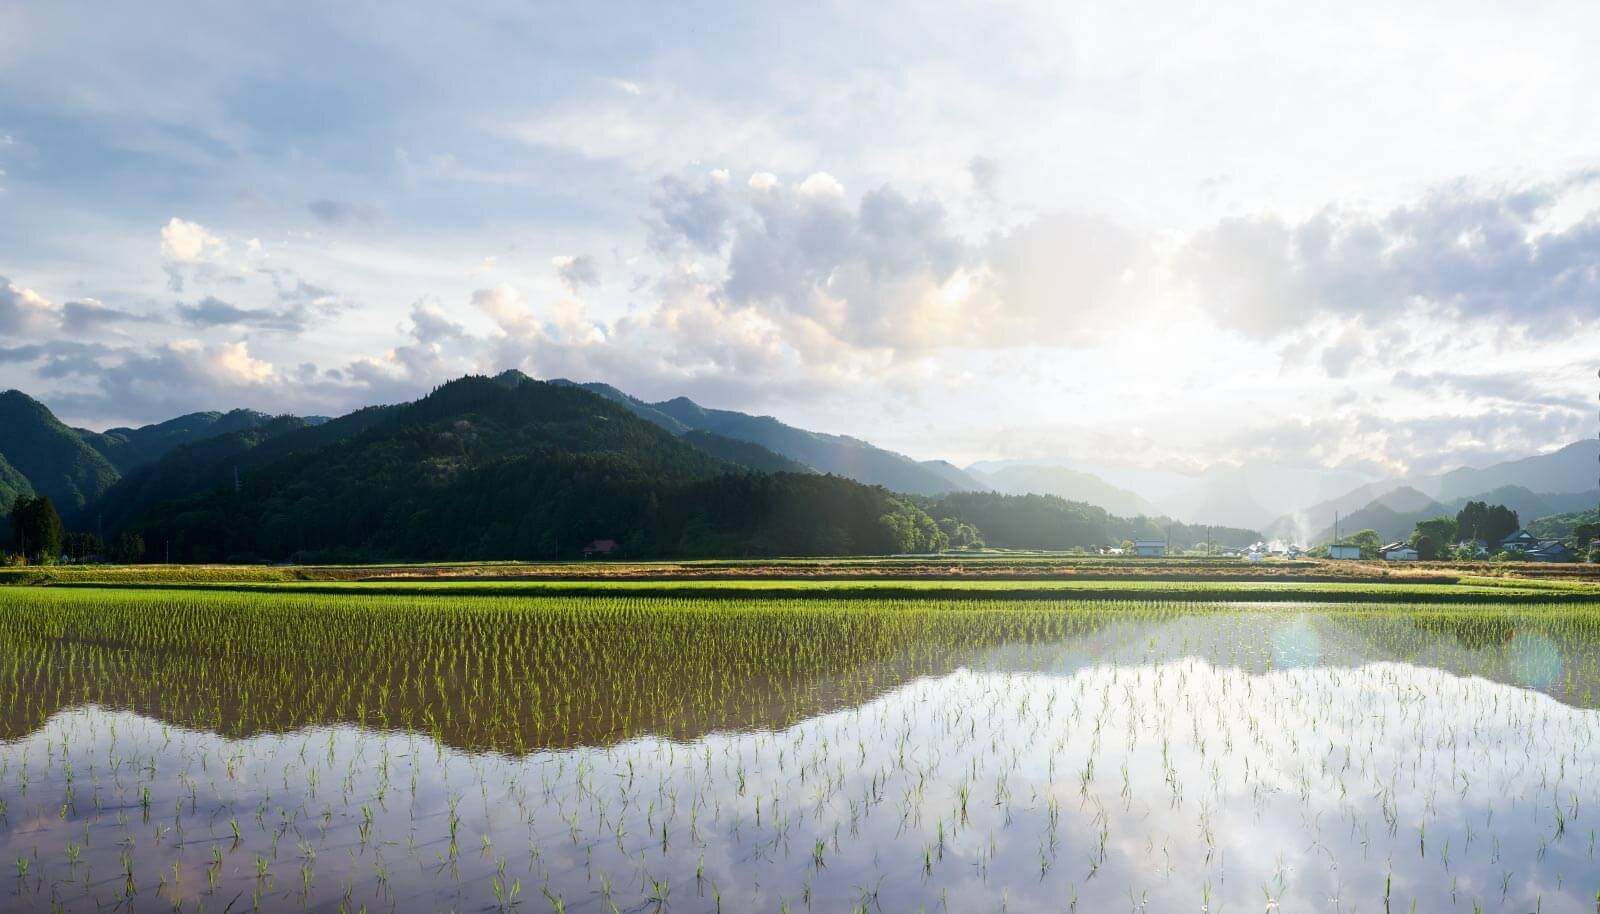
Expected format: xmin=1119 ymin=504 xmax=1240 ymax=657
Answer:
xmin=22 ymin=576 xmax=1598 ymax=602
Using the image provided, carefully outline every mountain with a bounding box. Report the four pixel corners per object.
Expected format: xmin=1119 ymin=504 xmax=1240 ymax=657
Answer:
xmin=1285 ymin=440 xmax=1600 ymax=538
xmin=1528 ymin=509 xmax=1600 ymax=542
xmin=925 ymin=491 xmax=1262 ymax=552
xmin=0 ymin=390 xmax=120 ymax=516
xmin=0 ymin=453 xmax=33 ymax=514
xmin=972 ymin=465 xmax=1156 ymax=518
xmin=77 ymin=409 xmax=281 ymax=473
xmin=1304 ymin=486 xmax=1446 ymax=544
xmin=552 ymin=378 xmax=985 ymax=495
xmin=1433 ymin=440 xmax=1598 ymax=502
xmin=104 ymin=375 xmax=948 ymax=562
xmin=1293 ymin=482 xmax=1598 ymax=547
xmin=680 ymin=430 xmax=815 ymax=474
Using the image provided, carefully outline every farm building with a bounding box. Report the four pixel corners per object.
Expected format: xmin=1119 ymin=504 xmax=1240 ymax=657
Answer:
xmin=1132 ymin=540 xmax=1166 ymax=557
xmin=1380 ymin=542 xmax=1419 ymax=561
xmin=582 ymin=538 xmax=619 ymax=558
xmin=1328 ymin=544 xmax=1361 ymax=560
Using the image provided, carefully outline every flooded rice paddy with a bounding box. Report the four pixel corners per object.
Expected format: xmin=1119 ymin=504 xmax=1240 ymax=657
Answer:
xmin=3 ymin=589 xmax=1600 ymax=912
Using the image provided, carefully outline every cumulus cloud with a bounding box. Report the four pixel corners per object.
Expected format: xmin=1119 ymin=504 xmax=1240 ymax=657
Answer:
xmin=0 ymin=277 xmax=57 ymax=336
xmin=160 ymin=217 xmax=226 ymax=263
xmin=649 ymin=172 xmax=735 ymax=252
xmin=1183 ymin=174 xmax=1600 ymax=338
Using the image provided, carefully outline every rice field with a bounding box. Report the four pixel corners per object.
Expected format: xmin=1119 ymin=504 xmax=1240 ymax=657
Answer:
xmin=4 ymin=588 xmax=1600 ymax=911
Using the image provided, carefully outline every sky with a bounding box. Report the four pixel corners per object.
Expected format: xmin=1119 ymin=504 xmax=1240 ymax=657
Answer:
xmin=2 ymin=0 xmax=1598 ymax=478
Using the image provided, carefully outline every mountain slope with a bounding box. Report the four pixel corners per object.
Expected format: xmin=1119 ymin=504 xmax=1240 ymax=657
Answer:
xmin=680 ymin=430 xmax=815 ymax=474
xmin=109 ymin=376 xmax=946 ymax=562
xmin=0 ymin=453 xmax=33 ymax=514
xmin=1435 ymin=440 xmax=1598 ymax=501
xmin=1284 ymin=440 xmax=1600 ymax=538
xmin=1307 ymin=486 xmax=1448 ymax=544
xmin=0 ymin=390 xmax=120 ymax=516
xmin=974 ymin=464 xmax=1156 ymax=518
xmin=552 ymin=378 xmax=983 ymax=496
xmin=77 ymin=409 xmax=280 ymax=473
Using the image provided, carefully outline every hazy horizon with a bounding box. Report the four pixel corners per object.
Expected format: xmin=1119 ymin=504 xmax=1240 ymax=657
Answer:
xmin=3 ymin=1 xmax=1598 ymax=477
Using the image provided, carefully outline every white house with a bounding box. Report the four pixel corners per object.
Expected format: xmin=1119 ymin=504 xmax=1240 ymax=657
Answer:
xmin=1328 ymin=544 xmax=1361 ymax=560
xmin=1380 ymin=542 xmax=1419 ymax=561
xmin=1132 ymin=540 xmax=1165 ymax=557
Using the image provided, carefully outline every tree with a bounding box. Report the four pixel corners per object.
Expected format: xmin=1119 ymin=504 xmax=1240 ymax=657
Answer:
xmin=1455 ymin=501 xmax=1519 ymax=549
xmin=62 ymin=532 xmax=103 ymax=563
xmin=109 ymin=531 xmax=146 ymax=563
xmin=1410 ymin=516 xmax=1458 ymax=560
xmin=1574 ymin=521 xmax=1600 ymax=550
xmin=936 ymin=517 xmax=985 ymax=551
xmin=1348 ymin=528 xmax=1382 ymax=560
xmin=9 ymin=495 xmax=64 ymax=563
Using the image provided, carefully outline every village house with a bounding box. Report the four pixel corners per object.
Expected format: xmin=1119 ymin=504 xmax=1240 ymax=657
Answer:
xmin=1380 ymin=542 xmax=1419 ymax=561
xmin=1499 ymin=529 xmax=1540 ymax=553
xmin=1328 ymin=543 xmax=1361 ymax=560
xmin=1132 ymin=540 xmax=1165 ymax=557
xmin=1524 ymin=541 xmax=1576 ymax=563
xmin=582 ymin=538 xmax=619 ymax=558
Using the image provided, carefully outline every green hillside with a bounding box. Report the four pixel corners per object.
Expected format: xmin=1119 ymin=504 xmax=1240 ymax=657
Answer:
xmin=105 ymin=376 xmax=946 ymax=562
xmin=0 ymin=390 xmax=120 ymax=516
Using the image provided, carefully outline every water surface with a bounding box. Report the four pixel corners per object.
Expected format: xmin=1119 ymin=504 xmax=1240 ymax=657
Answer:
xmin=2 ymin=595 xmax=1599 ymax=912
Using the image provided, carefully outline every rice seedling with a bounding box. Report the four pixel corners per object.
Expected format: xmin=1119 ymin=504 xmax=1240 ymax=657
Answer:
xmin=4 ymin=587 xmax=1600 ymax=909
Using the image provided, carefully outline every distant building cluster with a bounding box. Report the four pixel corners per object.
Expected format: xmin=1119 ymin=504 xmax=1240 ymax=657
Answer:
xmin=1374 ymin=529 xmax=1578 ymax=563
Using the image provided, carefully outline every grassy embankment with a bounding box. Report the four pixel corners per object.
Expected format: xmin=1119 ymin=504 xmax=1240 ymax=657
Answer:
xmin=2 ymin=555 xmax=1597 ymax=602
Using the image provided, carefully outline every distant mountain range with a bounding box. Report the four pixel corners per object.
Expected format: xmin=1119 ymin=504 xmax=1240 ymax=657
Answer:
xmin=4 ymin=372 xmax=1598 ymax=556
xmin=1260 ymin=441 xmax=1600 ymax=544
xmin=552 ymin=378 xmax=988 ymax=496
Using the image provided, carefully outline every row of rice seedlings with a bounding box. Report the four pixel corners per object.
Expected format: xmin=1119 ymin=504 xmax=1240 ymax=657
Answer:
xmin=3 ymin=590 xmax=1600 ymax=909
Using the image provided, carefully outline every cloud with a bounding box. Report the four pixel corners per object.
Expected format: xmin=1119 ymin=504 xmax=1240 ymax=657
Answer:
xmin=1392 ymin=368 xmax=1587 ymax=412
xmin=0 ymin=277 xmax=57 ymax=336
xmin=307 ymin=199 xmax=378 ymax=224
xmin=552 ymin=254 xmax=601 ymax=290
xmin=968 ymin=155 xmax=999 ymax=198
xmin=160 ymin=217 xmax=226 ymax=263
xmin=174 ymin=295 xmax=307 ymax=332
xmin=61 ymin=299 xmax=156 ymax=334
xmin=649 ymin=172 xmax=736 ymax=253
xmin=1183 ymin=174 xmax=1600 ymax=338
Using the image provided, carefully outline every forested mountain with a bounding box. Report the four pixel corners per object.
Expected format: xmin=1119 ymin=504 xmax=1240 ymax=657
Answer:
xmin=76 ymin=408 xmax=281 ymax=473
xmin=99 ymin=375 xmax=946 ymax=562
xmin=680 ymin=430 xmax=815 ymax=474
xmin=0 ymin=453 xmax=32 ymax=514
xmin=554 ymin=377 xmax=985 ymax=495
xmin=0 ymin=390 xmax=120 ymax=516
